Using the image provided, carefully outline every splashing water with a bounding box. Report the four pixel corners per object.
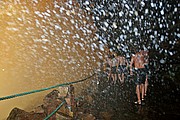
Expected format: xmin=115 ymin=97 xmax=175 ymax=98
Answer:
xmin=0 ymin=0 xmax=179 ymax=119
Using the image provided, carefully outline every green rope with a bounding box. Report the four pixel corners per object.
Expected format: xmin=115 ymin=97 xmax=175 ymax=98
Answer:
xmin=44 ymin=100 xmax=66 ymax=120
xmin=44 ymin=96 xmax=83 ymax=120
xmin=0 ymin=73 xmax=95 ymax=101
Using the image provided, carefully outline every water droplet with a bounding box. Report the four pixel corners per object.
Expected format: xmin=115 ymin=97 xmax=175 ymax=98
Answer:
xmin=160 ymin=59 xmax=165 ymax=64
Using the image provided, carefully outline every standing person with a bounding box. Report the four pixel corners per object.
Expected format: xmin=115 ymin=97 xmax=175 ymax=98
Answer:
xmin=104 ymin=55 xmax=112 ymax=82
xmin=130 ymin=49 xmax=146 ymax=105
xmin=143 ymin=50 xmax=149 ymax=97
xmin=111 ymin=54 xmax=118 ymax=84
xmin=117 ymin=52 xmax=129 ymax=84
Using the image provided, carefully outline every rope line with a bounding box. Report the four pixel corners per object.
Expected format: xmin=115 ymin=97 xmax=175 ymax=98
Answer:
xmin=44 ymin=100 xmax=66 ymax=120
xmin=0 ymin=73 xmax=96 ymax=101
xmin=44 ymin=96 xmax=83 ymax=120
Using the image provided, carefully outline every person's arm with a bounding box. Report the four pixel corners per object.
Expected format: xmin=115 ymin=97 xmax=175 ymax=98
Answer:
xmin=109 ymin=59 xmax=112 ymax=71
xmin=103 ymin=59 xmax=106 ymax=71
xmin=144 ymin=51 xmax=149 ymax=65
xmin=125 ymin=58 xmax=129 ymax=67
xmin=116 ymin=57 xmax=119 ymax=70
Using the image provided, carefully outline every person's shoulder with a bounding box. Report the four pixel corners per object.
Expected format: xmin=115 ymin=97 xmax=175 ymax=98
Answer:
xmin=132 ymin=53 xmax=136 ymax=57
xmin=130 ymin=55 xmax=135 ymax=60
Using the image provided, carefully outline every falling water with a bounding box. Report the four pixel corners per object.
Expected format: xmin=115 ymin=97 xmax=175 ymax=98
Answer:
xmin=0 ymin=0 xmax=179 ymax=119
xmin=0 ymin=1 xmax=103 ymax=119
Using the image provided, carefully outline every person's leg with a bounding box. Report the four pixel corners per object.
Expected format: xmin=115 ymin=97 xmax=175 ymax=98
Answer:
xmin=111 ymin=74 xmax=114 ymax=84
xmin=119 ymin=66 xmax=123 ymax=83
xmin=114 ymin=72 xmax=117 ymax=84
xmin=112 ymin=69 xmax=116 ymax=84
xmin=141 ymin=84 xmax=145 ymax=100
xmin=121 ymin=65 xmax=126 ymax=83
xmin=135 ymin=84 xmax=141 ymax=104
xmin=112 ymin=67 xmax=117 ymax=84
xmin=145 ymin=75 xmax=148 ymax=96
xmin=134 ymin=69 xmax=141 ymax=104
xmin=141 ymin=69 xmax=146 ymax=100
xmin=139 ymin=85 xmax=142 ymax=94
xmin=107 ymin=68 xmax=112 ymax=84
xmin=118 ymin=73 xmax=121 ymax=83
xmin=144 ymin=65 xmax=149 ymax=96
xmin=108 ymin=71 xmax=111 ymax=81
xmin=117 ymin=67 xmax=121 ymax=83
xmin=121 ymin=73 xmax=124 ymax=83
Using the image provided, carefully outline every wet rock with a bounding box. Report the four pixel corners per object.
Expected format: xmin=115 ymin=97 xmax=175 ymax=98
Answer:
xmin=56 ymin=113 xmax=72 ymax=120
xmin=85 ymin=95 xmax=93 ymax=104
xmin=43 ymin=89 xmax=60 ymax=106
xmin=43 ymin=90 xmax=61 ymax=104
xmin=100 ymin=111 xmax=114 ymax=120
xmin=6 ymin=89 xmax=72 ymax=120
xmin=79 ymin=113 xmax=96 ymax=120
xmin=7 ymin=107 xmax=46 ymax=120
xmin=33 ymin=105 xmax=45 ymax=113
xmin=57 ymin=86 xmax=69 ymax=97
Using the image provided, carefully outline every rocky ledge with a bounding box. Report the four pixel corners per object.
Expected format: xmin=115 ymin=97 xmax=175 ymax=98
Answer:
xmin=6 ymin=85 xmax=98 ymax=120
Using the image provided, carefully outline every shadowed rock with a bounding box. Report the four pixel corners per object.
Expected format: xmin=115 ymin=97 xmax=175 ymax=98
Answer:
xmin=6 ymin=89 xmax=71 ymax=120
xmin=7 ymin=107 xmax=46 ymax=120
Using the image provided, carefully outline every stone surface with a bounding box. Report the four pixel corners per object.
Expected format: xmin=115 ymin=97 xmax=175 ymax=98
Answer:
xmin=7 ymin=79 xmax=180 ymax=120
xmin=6 ymin=88 xmax=72 ymax=120
xmin=7 ymin=107 xmax=46 ymax=120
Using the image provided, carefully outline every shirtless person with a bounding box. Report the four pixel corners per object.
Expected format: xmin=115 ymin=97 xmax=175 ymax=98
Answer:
xmin=130 ymin=49 xmax=146 ymax=105
xmin=117 ymin=53 xmax=128 ymax=84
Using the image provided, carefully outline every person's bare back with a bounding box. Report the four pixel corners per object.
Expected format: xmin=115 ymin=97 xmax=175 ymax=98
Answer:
xmin=118 ymin=56 xmax=126 ymax=65
xmin=131 ymin=51 xmax=145 ymax=69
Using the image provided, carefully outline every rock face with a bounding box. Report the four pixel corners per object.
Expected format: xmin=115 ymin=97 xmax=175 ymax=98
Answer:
xmin=6 ymin=107 xmax=46 ymax=120
xmin=6 ymin=88 xmax=72 ymax=120
xmin=6 ymin=82 xmax=121 ymax=120
xmin=6 ymin=73 xmax=180 ymax=120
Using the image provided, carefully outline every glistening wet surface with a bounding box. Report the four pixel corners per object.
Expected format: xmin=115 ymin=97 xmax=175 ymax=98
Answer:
xmin=83 ymin=74 xmax=180 ymax=120
xmin=0 ymin=0 xmax=179 ymax=119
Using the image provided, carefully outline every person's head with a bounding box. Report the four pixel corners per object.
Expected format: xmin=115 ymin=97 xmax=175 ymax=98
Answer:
xmin=107 ymin=54 xmax=111 ymax=59
xmin=117 ymin=51 xmax=122 ymax=56
xmin=112 ymin=54 xmax=115 ymax=58
xmin=117 ymin=51 xmax=125 ymax=57
xmin=140 ymin=47 xmax=144 ymax=51
xmin=131 ymin=48 xmax=138 ymax=54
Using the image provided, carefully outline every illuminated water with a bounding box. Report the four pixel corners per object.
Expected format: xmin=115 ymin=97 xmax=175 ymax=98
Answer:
xmin=0 ymin=0 xmax=179 ymax=119
xmin=0 ymin=1 xmax=101 ymax=119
